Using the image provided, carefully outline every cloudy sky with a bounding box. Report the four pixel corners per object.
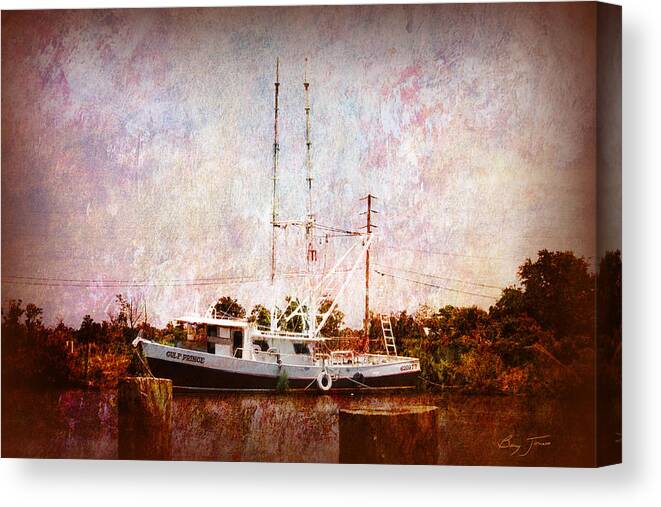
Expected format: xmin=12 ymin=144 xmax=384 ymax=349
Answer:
xmin=2 ymin=3 xmax=607 ymax=327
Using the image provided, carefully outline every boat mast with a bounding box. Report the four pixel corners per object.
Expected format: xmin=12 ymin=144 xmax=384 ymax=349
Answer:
xmin=304 ymin=58 xmax=317 ymax=337
xmin=271 ymin=58 xmax=281 ymax=284
xmin=304 ymin=58 xmax=315 ymax=267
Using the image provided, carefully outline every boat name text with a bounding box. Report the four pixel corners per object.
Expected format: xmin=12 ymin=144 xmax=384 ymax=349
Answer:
xmin=166 ymin=350 xmax=205 ymax=364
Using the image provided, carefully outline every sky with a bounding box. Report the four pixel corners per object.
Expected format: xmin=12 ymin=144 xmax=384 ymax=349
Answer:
xmin=1 ymin=3 xmax=610 ymax=328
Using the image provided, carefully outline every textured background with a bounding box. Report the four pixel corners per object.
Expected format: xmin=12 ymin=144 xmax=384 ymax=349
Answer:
xmin=1 ymin=3 xmax=605 ymax=327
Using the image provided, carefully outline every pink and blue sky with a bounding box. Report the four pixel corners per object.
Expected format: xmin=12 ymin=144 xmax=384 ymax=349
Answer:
xmin=2 ymin=4 xmax=608 ymax=327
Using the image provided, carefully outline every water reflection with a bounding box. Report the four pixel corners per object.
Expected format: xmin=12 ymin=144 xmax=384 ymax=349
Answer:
xmin=2 ymin=388 xmax=602 ymax=466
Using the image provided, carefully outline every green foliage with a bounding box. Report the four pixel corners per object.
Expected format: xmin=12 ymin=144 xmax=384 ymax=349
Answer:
xmin=248 ymin=304 xmax=271 ymax=328
xmin=276 ymin=369 xmax=289 ymax=393
xmin=516 ymin=249 xmax=595 ymax=338
xmin=596 ymin=250 xmax=622 ymax=394
xmin=392 ymin=250 xmax=619 ymax=396
xmin=316 ymin=299 xmax=344 ymax=337
xmin=77 ymin=315 xmax=101 ymax=344
xmin=157 ymin=322 xmax=185 ymax=345
xmin=3 ymin=299 xmax=25 ymax=333
xmin=280 ymin=296 xmax=306 ymax=333
xmin=597 ymin=250 xmax=622 ymax=339
xmin=213 ymin=296 xmax=246 ymax=319
xmin=0 ymin=249 xmax=620 ymax=398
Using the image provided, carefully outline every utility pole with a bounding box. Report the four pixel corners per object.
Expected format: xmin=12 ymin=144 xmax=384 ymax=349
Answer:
xmin=360 ymin=194 xmax=378 ymax=351
xmin=271 ymin=58 xmax=281 ymax=283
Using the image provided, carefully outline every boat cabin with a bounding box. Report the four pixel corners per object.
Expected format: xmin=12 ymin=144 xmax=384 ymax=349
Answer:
xmin=173 ymin=315 xmax=249 ymax=358
xmin=171 ymin=315 xmax=323 ymax=365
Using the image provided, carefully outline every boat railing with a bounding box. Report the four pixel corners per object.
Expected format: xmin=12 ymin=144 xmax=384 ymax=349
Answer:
xmin=252 ymin=328 xmax=327 ymax=342
xmin=230 ymin=347 xmax=416 ymax=366
xmin=233 ymin=347 xmax=316 ymax=366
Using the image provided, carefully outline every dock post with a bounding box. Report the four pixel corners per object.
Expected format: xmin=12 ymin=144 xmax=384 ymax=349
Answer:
xmin=339 ymin=406 xmax=439 ymax=464
xmin=118 ymin=377 xmax=173 ymax=460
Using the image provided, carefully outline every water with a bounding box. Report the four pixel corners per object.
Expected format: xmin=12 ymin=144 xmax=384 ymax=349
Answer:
xmin=2 ymin=388 xmax=602 ymax=466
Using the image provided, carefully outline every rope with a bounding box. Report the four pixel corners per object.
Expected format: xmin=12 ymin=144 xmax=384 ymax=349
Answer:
xmin=303 ymin=377 xmax=318 ymax=391
xmin=345 ymin=376 xmax=370 ymax=389
xmin=133 ymin=348 xmax=155 ymax=378
xmin=418 ymin=376 xmax=445 ymax=389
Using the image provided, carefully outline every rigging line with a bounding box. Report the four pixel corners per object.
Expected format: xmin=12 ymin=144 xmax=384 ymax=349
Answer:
xmin=271 ymin=221 xmax=362 ymax=237
xmin=373 ymin=263 xmax=504 ymax=290
xmin=373 ymin=270 xmax=499 ymax=300
xmin=314 ymin=233 xmax=360 ymax=239
xmin=314 ymin=223 xmax=363 ymax=235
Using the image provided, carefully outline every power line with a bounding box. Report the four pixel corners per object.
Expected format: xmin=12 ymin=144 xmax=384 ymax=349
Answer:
xmin=374 ymin=269 xmax=499 ymax=300
xmin=3 ymin=274 xmax=263 ymax=284
xmin=0 ymin=278 xmax=267 ymax=288
xmin=1 ymin=271 xmax=316 ymax=288
xmin=373 ymin=263 xmax=504 ymax=290
xmin=381 ymin=244 xmax=518 ymax=262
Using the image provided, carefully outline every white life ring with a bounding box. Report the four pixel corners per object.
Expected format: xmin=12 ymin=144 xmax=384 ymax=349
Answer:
xmin=316 ymin=370 xmax=332 ymax=391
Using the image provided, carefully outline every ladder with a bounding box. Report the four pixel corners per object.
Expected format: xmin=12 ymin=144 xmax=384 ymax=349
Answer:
xmin=380 ymin=313 xmax=397 ymax=356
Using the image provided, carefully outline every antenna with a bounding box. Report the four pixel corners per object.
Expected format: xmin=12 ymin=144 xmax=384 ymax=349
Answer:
xmin=271 ymin=58 xmax=281 ymax=284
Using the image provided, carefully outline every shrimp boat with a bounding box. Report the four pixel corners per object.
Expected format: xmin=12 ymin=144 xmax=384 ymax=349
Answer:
xmin=132 ymin=59 xmax=420 ymax=391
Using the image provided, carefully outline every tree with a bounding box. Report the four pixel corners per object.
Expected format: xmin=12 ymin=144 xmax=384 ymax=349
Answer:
xmin=516 ymin=250 xmax=595 ymax=338
xmin=24 ymin=303 xmax=43 ymax=333
xmin=77 ymin=314 xmax=101 ymax=382
xmin=77 ymin=315 xmax=101 ymax=345
xmin=488 ymin=313 xmax=552 ymax=368
xmin=212 ymin=296 xmax=246 ymax=319
xmin=281 ymin=296 xmax=307 ymax=333
xmin=596 ymin=250 xmax=622 ymax=394
xmin=489 ymin=286 xmax=526 ymax=320
xmin=248 ymin=304 xmax=271 ymax=328
xmin=2 ymin=299 xmax=25 ymax=334
xmin=597 ymin=250 xmax=622 ymax=339
xmin=316 ymin=299 xmax=344 ymax=337
xmin=115 ymin=293 xmax=146 ymax=330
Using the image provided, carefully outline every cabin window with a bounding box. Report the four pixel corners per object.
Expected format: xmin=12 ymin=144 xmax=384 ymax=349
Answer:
xmin=293 ymin=343 xmax=310 ymax=355
xmin=253 ymin=339 xmax=269 ymax=352
xmin=207 ymin=326 xmax=218 ymax=338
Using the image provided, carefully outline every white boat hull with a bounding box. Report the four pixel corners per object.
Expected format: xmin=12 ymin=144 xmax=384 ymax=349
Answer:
xmin=138 ymin=340 xmax=420 ymax=391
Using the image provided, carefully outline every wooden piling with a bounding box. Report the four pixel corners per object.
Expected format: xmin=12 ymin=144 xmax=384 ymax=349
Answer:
xmin=339 ymin=406 xmax=439 ymax=465
xmin=118 ymin=377 xmax=172 ymax=460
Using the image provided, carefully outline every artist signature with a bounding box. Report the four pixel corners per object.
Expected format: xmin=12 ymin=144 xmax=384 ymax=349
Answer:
xmin=498 ymin=434 xmax=551 ymax=457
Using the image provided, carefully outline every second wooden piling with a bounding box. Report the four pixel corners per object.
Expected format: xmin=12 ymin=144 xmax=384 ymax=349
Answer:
xmin=339 ymin=406 xmax=439 ymax=464
xmin=118 ymin=376 xmax=173 ymax=460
